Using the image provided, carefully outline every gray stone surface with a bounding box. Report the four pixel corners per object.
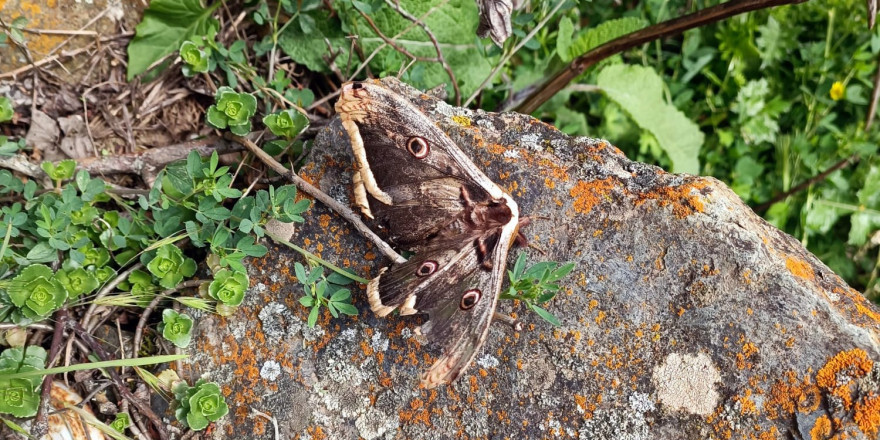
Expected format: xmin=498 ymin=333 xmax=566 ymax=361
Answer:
xmin=182 ymin=78 xmax=880 ymax=439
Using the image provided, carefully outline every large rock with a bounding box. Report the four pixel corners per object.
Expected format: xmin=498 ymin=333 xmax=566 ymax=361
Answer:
xmin=182 ymin=78 xmax=880 ymax=439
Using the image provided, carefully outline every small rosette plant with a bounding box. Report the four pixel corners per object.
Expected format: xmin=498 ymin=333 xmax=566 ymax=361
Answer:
xmin=7 ymin=265 xmax=67 ymax=320
xmin=173 ymin=380 xmax=229 ymax=431
xmin=0 ymin=96 xmax=13 ymax=123
xmin=147 ymin=244 xmax=197 ymax=289
xmin=179 ymin=41 xmax=210 ymax=76
xmin=206 ymin=87 xmax=256 ymax=136
xmin=501 ymin=253 xmax=576 ymax=327
xmin=158 ymin=309 xmax=194 ymax=348
xmin=208 ymin=269 xmax=248 ymax=307
xmin=0 ymin=346 xmax=46 ymax=417
xmin=55 ymin=268 xmax=99 ymax=300
xmin=110 ymin=412 xmax=131 ymax=432
xmin=263 ymin=109 xmax=309 ymax=139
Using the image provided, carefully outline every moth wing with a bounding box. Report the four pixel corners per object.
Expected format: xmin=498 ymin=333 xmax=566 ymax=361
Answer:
xmin=368 ymin=230 xmax=513 ymax=388
xmin=337 ymin=82 xmax=501 ymax=246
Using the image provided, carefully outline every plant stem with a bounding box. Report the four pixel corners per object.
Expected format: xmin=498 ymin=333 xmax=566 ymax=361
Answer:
xmin=515 ymin=0 xmax=811 ymax=113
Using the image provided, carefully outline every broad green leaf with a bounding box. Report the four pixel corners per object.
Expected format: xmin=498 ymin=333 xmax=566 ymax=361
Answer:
xmin=277 ymin=10 xmax=346 ymax=74
xmin=126 ymin=0 xmax=221 ymax=80
xmin=597 ymin=64 xmax=704 ymax=174
xmin=556 ymin=16 xmax=574 ymax=61
xmin=564 ymin=17 xmax=647 ymax=63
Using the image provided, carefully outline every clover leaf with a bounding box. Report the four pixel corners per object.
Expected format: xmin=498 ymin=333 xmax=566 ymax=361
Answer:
xmin=147 ymin=244 xmax=197 ymax=289
xmin=179 ymin=41 xmax=210 ymax=76
xmin=110 ymin=412 xmax=131 ymax=432
xmin=159 ymin=309 xmax=193 ymax=348
xmin=206 ymin=87 xmax=256 ymax=136
xmin=0 ymin=96 xmax=13 ymax=123
xmin=7 ymin=265 xmax=67 ymax=319
xmin=208 ymin=269 xmax=248 ymax=307
xmin=55 ymin=268 xmax=99 ymax=299
xmin=262 ymin=109 xmax=309 ymax=139
xmin=501 ymin=253 xmax=576 ymax=327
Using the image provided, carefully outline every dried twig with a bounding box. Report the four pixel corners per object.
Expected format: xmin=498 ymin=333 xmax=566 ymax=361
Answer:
xmin=515 ymin=0 xmax=811 ymax=113
xmin=465 ymin=0 xmax=568 ymax=107
xmin=131 ymin=280 xmax=205 ymax=360
xmin=227 ymin=134 xmax=405 ymax=263
xmin=30 ymin=309 xmax=68 ymax=439
xmin=753 ymin=154 xmax=860 ymax=213
xmin=69 ymin=320 xmax=169 ymax=440
xmin=866 ymin=50 xmax=880 ymax=130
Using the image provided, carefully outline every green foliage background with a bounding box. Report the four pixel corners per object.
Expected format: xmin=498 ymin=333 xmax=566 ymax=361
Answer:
xmin=125 ymin=0 xmax=880 ymax=300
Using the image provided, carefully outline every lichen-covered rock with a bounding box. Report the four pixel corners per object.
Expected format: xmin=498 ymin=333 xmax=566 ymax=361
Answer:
xmin=181 ymin=78 xmax=880 ymax=439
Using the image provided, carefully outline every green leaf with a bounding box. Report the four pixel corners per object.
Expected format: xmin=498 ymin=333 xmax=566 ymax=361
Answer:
xmin=597 ymin=64 xmax=704 ymax=174
xmin=263 ymin=109 xmax=309 ymax=139
xmin=330 ymin=288 xmax=350 ymax=302
xmin=307 ymin=306 xmax=320 ymax=327
xmin=564 ymin=17 xmax=647 ymax=63
xmin=0 ymin=97 xmax=13 ymax=123
xmin=126 ymin=0 xmax=221 ymax=80
xmin=528 ymin=304 xmax=561 ymax=327
xmin=334 ymin=302 xmax=359 ymax=316
xmin=555 ymin=17 xmax=574 ymax=62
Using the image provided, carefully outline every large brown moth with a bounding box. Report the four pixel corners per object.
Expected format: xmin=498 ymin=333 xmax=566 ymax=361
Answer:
xmin=335 ymin=80 xmax=522 ymax=388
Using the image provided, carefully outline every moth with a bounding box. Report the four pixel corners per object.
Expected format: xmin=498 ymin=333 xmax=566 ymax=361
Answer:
xmin=335 ymin=80 xmax=522 ymax=388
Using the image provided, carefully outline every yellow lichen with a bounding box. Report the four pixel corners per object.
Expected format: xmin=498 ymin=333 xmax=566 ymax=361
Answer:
xmin=451 ymin=115 xmax=471 ymax=127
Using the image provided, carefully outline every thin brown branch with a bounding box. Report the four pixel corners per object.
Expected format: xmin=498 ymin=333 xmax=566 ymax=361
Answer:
xmin=69 ymin=320 xmax=169 ymax=440
xmin=385 ymin=0 xmax=461 ymax=105
xmin=132 ymin=280 xmax=205 ymax=360
xmin=866 ymin=50 xmax=880 ymax=130
xmin=227 ymin=134 xmax=405 ymax=264
xmin=753 ymin=154 xmax=860 ymax=213
xmin=514 ymin=0 xmax=811 ymax=114
xmin=30 ymin=309 xmax=68 ymax=439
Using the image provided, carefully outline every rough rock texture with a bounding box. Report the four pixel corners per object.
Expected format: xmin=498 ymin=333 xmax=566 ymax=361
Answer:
xmin=181 ymin=78 xmax=880 ymax=439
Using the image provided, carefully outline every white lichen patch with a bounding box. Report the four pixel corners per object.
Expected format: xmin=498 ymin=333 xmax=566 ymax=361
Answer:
xmin=628 ymin=392 xmax=656 ymax=413
xmin=257 ymin=302 xmax=290 ymax=341
xmin=355 ymin=407 xmax=398 ymax=440
xmin=370 ymin=331 xmax=389 ymax=352
xmin=260 ymin=360 xmax=281 ymax=381
xmin=502 ymin=149 xmax=521 ymax=159
xmin=651 ymin=352 xmax=721 ymax=416
xmin=520 ymin=133 xmax=542 ymax=150
xmin=477 ymin=354 xmax=500 ymax=368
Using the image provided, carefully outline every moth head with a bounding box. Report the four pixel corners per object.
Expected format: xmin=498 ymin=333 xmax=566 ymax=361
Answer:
xmin=460 ymin=289 xmax=482 ymax=310
xmin=407 ymin=136 xmax=430 ymax=159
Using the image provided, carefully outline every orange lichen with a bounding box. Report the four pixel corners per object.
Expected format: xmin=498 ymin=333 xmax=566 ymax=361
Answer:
xmin=633 ymin=180 xmax=710 ymax=218
xmin=763 ymin=371 xmax=821 ymax=419
xmin=854 ymin=393 xmax=880 ymax=436
xmin=810 ymin=415 xmax=833 ymax=440
xmin=816 ymin=349 xmax=873 ymax=409
xmin=570 ymin=178 xmax=616 ymax=214
xmin=785 ymin=257 xmax=816 ymax=281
